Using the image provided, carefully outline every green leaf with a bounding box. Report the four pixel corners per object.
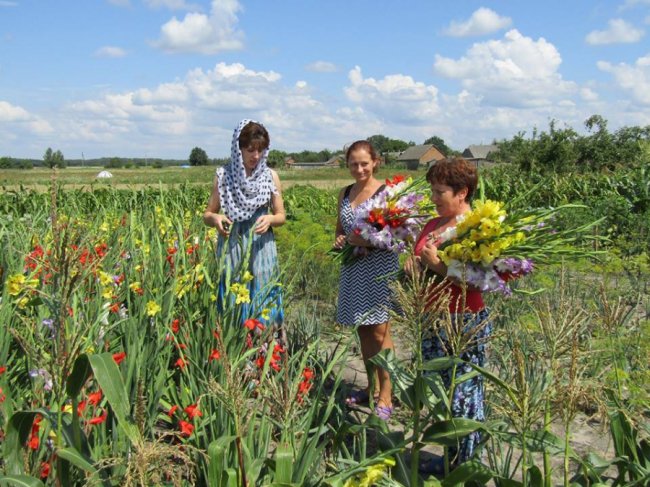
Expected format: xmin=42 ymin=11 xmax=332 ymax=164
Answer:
xmin=4 ymin=411 xmax=41 ymax=475
xmin=0 ymin=476 xmax=45 ymax=487
xmin=66 ymin=353 xmax=93 ymax=397
xmin=88 ymin=353 xmax=142 ymax=446
xmin=274 ymin=443 xmax=294 ymax=483
xmin=421 ymin=418 xmax=484 ymax=446
xmin=56 ymin=448 xmax=97 ymax=475
xmin=440 ymin=460 xmax=494 ymax=487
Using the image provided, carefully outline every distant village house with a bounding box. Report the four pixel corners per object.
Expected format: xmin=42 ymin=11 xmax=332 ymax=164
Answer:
xmin=461 ymin=144 xmax=499 ymax=168
xmin=284 ymin=154 xmax=344 ymax=169
xmin=397 ymin=144 xmax=445 ymax=170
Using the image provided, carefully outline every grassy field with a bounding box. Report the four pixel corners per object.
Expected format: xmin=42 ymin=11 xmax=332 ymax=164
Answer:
xmin=0 ymin=165 xmax=427 ymax=191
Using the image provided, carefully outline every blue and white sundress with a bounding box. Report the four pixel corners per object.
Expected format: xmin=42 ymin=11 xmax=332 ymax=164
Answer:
xmin=217 ymin=205 xmax=284 ymax=326
xmin=336 ymin=186 xmax=399 ymax=326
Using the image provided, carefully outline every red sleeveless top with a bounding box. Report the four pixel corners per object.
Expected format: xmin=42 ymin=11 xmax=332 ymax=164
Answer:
xmin=414 ymin=218 xmax=485 ymax=313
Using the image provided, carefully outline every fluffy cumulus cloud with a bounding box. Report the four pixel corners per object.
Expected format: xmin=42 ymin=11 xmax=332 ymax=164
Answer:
xmin=597 ymin=54 xmax=650 ymax=105
xmin=344 ymin=66 xmax=440 ymax=125
xmin=94 ymin=46 xmax=127 ymax=58
xmin=0 ymin=100 xmax=52 ymax=132
xmin=152 ymin=0 xmax=244 ymax=54
xmin=305 ymin=61 xmax=338 ymax=73
xmin=585 ymin=19 xmax=645 ymax=45
xmin=434 ymin=29 xmax=576 ymax=108
xmin=442 ymin=7 xmax=512 ymax=37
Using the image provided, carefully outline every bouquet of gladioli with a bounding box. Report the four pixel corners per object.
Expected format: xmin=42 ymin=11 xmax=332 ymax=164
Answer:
xmin=331 ymin=175 xmax=436 ymax=265
xmin=434 ymin=199 xmax=603 ymax=295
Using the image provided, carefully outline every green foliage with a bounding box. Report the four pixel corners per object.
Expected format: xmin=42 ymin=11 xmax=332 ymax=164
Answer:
xmin=43 ymin=148 xmax=65 ymax=169
xmin=366 ymin=134 xmax=411 ymax=154
xmin=189 ymin=146 xmax=209 ymax=166
xmin=267 ymin=149 xmax=287 ymax=168
xmin=423 ymin=135 xmax=452 ymax=156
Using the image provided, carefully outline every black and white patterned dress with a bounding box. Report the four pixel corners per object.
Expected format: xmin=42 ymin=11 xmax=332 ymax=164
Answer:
xmin=336 ymin=187 xmax=399 ymax=326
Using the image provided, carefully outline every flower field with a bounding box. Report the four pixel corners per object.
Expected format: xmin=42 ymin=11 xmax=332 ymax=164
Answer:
xmin=0 ymin=179 xmax=648 ymax=486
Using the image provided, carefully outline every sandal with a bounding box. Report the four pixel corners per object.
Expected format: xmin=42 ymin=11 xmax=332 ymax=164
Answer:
xmin=345 ymin=389 xmax=377 ymax=406
xmin=374 ymin=404 xmax=394 ymax=421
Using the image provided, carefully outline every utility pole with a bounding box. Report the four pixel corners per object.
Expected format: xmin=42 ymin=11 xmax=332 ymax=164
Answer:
xmin=82 ymin=152 xmax=85 ymax=167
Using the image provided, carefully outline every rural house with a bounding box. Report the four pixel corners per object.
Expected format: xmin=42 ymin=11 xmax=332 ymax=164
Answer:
xmin=461 ymin=144 xmax=499 ymax=167
xmin=285 ymin=154 xmax=344 ymax=169
xmin=397 ymin=144 xmax=445 ymax=170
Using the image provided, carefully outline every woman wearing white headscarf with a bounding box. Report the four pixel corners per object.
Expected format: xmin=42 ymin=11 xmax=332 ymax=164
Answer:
xmin=204 ymin=119 xmax=286 ymax=326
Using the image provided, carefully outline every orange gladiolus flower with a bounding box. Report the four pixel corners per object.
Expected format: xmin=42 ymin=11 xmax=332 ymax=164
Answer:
xmin=171 ymin=319 xmax=180 ymax=334
xmin=243 ymin=318 xmax=264 ymax=331
xmin=175 ymin=358 xmax=186 ymax=369
xmin=184 ymin=404 xmax=203 ymax=419
xmin=88 ymin=410 xmax=107 ymax=425
xmin=88 ymin=390 xmax=102 ymax=406
xmin=209 ymin=349 xmax=221 ymax=361
xmin=112 ymin=352 xmax=126 ymax=365
xmin=40 ymin=461 xmax=51 ymax=479
xmin=179 ymin=420 xmax=194 ymax=437
xmin=168 ymin=405 xmax=179 ymax=417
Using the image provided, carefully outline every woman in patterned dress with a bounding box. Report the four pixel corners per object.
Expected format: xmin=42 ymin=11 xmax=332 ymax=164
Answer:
xmin=203 ymin=119 xmax=286 ymax=327
xmin=406 ymin=157 xmax=491 ymax=473
xmin=333 ymin=140 xmax=399 ymax=420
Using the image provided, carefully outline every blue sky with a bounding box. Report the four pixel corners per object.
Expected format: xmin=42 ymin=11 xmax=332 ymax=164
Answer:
xmin=1 ymin=0 xmax=649 ymax=160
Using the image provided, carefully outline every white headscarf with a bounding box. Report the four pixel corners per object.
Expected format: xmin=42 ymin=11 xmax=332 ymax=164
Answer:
xmin=216 ymin=119 xmax=277 ymax=222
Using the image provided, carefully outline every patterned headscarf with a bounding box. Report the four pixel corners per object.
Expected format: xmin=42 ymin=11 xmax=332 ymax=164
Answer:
xmin=216 ymin=119 xmax=277 ymax=222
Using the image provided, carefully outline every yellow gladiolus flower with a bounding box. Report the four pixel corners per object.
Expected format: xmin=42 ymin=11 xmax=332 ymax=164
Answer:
xmin=7 ymin=274 xmax=26 ymax=296
xmin=242 ymin=271 xmax=254 ymax=283
xmin=146 ymin=300 xmax=161 ymax=317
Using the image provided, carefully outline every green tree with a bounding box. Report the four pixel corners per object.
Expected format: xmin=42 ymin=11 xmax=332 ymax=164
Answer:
xmin=0 ymin=157 xmax=12 ymax=169
xmin=423 ymin=135 xmax=452 ymax=156
xmin=105 ymin=157 xmax=123 ymax=169
xmin=367 ymin=134 xmax=409 ymax=153
xmin=43 ymin=147 xmax=66 ymax=168
xmin=267 ymin=149 xmax=287 ymax=168
xmin=189 ymin=147 xmax=209 ymax=166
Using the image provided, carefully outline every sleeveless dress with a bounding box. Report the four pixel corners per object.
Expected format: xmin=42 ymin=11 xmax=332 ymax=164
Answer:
xmin=217 ymin=205 xmax=284 ymax=326
xmin=336 ymin=186 xmax=399 ymax=326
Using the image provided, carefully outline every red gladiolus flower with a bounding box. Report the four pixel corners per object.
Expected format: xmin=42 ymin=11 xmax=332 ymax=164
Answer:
xmin=94 ymin=243 xmax=108 ymax=258
xmin=255 ymin=355 xmax=266 ymax=369
xmin=171 ymin=319 xmax=180 ymax=334
xmin=88 ymin=410 xmax=107 ymax=425
xmin=176 ymin=343 xmax=187 ymax=350
xmin=77 ymin=399 xmax=87 ymax=416
xmin=88 ymin=390 xmax=102 ymax=406
xmin=303 ymin=367 xmax=315 ymax=380
xmin=175 ymin=358 xmax=186 ymax=369
xmin=28 ymin=434 xmax=39 ymax=450
xmin=0 ymin=388 xmax=5 ymax=403
xmin=184 ymin=404 xmax=202 ymax=419
xmin=243 ymin=319 xmax=264 ymax=331
xmin=179 ymin=420 xmax=194 ymax=437
xmin=168 ymin=405 xmax=179 ymax=417
xmin=40 ymin=461 xmax=51 ymax=479
xmin=245 ymin=334 xmax=253 ymax=349
xmin=386 ymin=174 xmax=405 ymax=187
xmin=109 ymin=303 xmax=120 ymax=313
xmin=0 ymin=366 xmax=6 ymax=375
xmin=112 ymin=352 xmax=126 ymax=365
xmin=209 ymin=349 xmax=221 ymax=361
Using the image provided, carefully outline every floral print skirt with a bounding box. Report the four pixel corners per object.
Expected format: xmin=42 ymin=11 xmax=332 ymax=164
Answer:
xmin=422 ymin=308 xmax=491 ymax=464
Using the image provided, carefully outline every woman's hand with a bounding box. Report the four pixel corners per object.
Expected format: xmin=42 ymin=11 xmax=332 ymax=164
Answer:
xmin=420 ymin=240 xmax=442 ymax=272
xmin=346 ymin=233 xmax=368 ymax=247
xmin=254 ymin=214 xmax=274 ymax=234
xmin=404 ymin=255 xmax=422 ymax=277
xmin=333 ymin=234 xmax=347 ymax=250
xmin=215 ymin=214 xmax=232 ymax=237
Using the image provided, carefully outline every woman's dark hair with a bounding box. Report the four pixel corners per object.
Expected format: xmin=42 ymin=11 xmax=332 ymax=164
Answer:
xmin=345 ymin=140 xmax=380 ymax=173
xmin=239 ymin=122 xmax=270 ymax=151
xmin=426 ymin=157 xmax=478 ymax=202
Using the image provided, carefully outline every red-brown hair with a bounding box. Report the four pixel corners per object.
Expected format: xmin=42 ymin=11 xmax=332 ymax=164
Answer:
xmin=346 ymin=140 xmax=380 ymax=173
xmin=426 ymin=157 xmax=478 ymax=202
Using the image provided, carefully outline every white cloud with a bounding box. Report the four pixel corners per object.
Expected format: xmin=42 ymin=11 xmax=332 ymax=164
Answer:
xmin=585 ymin=19 xmax=644 ymax=45
xmin=597 ymin=54 xmax=650 ymax=105
xmin=620 ymin=0 xmax=650 ymax=10
xmin=344 ymin=66 xmax=440 ymax=125
xmin=305 ymin=61 xmax=337 ymax=73
xmin=0 ymin=100 xmax=53 ymax=134
xmin=152 ymin=0 xmax=244 ymax=54
xmin=94 ymin=46 xmax=127 ymax=58
xmin=442 ymin=8 xmax=512 ymax=37
xmin=434 ymin=29 xmax=576 ymax=108
xmin=144 ymin=0 xmax=197 ymax=9
xmin=580 ymin=87 xmax=599 ymax=102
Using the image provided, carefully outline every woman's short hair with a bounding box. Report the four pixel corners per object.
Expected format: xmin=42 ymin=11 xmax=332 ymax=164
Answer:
xmin=239 ymin=122 xmax=270 ymax=151
xmin=426 ymin=157 xmax=478 ymax=202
